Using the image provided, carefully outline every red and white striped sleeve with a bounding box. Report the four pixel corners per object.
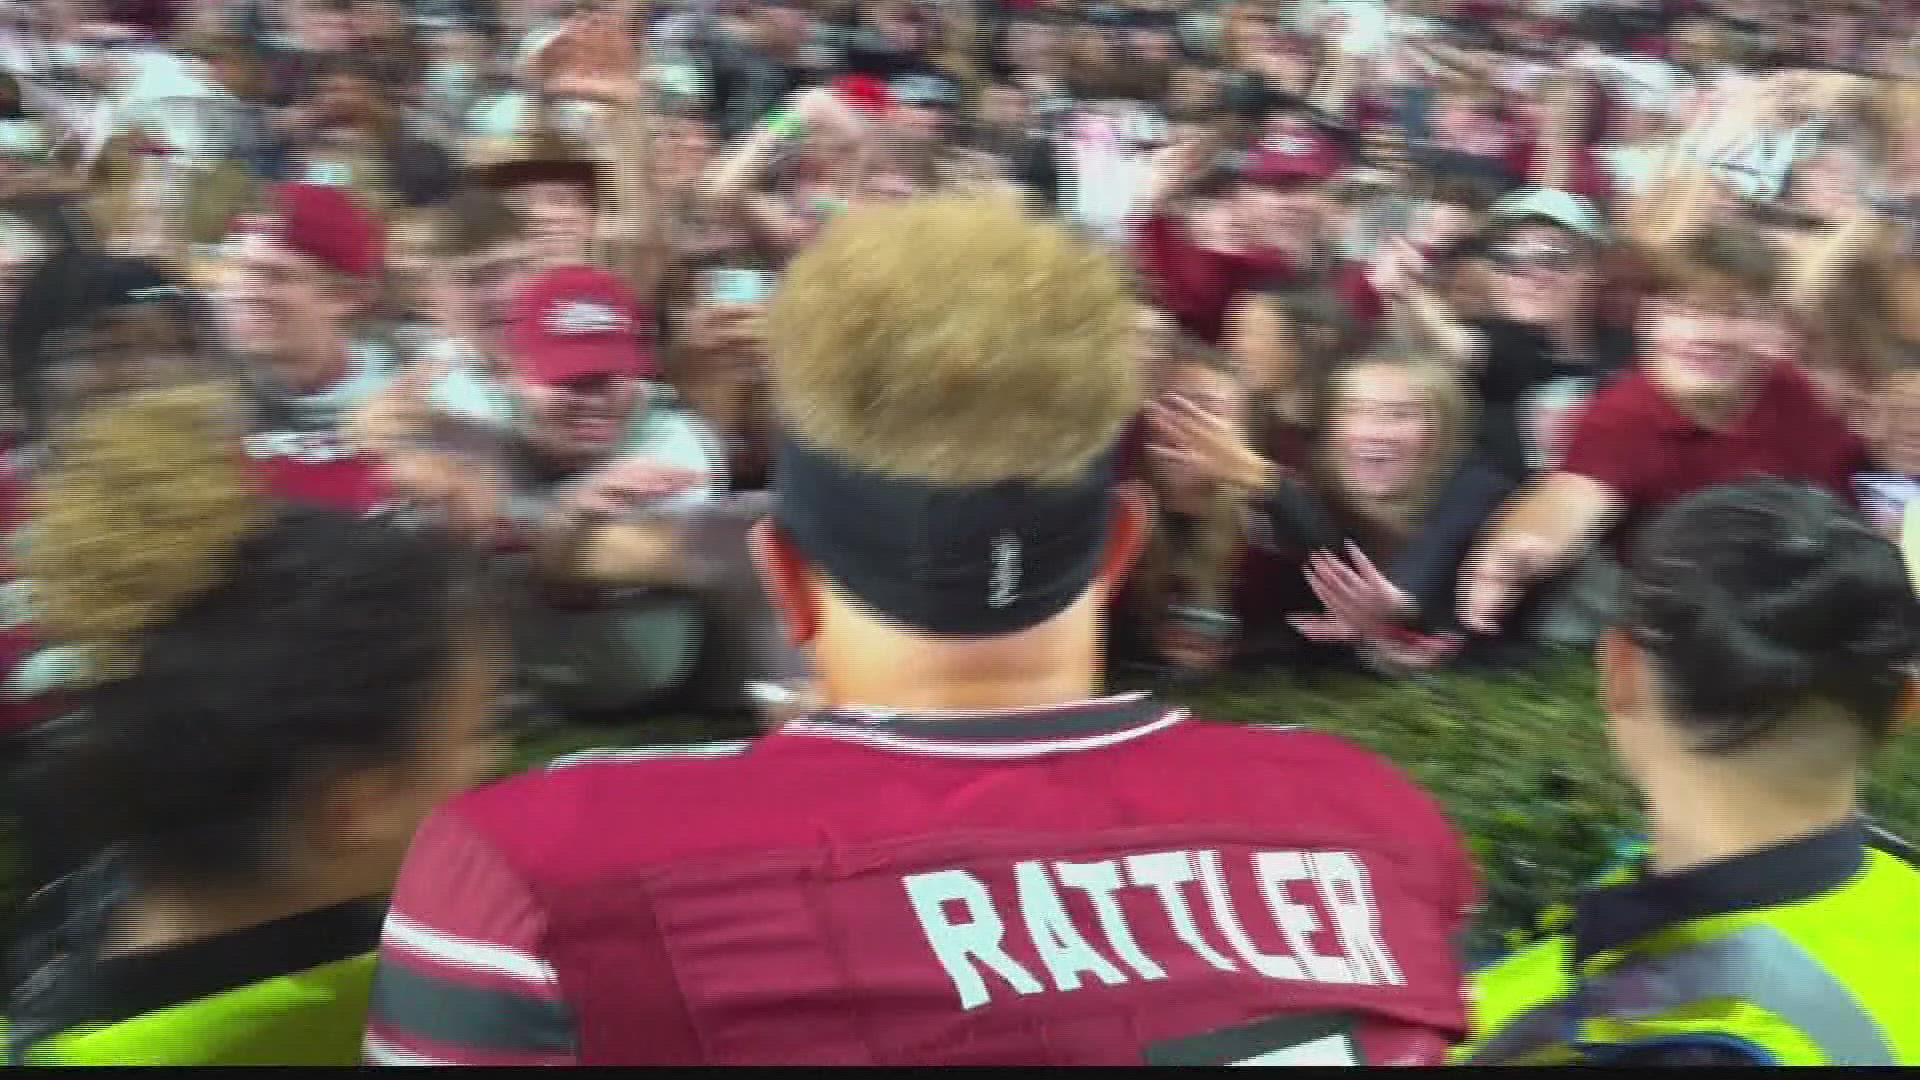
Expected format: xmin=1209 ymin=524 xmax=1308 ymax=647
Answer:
xmin=363 ymin=807 xmax=580 ymax=1066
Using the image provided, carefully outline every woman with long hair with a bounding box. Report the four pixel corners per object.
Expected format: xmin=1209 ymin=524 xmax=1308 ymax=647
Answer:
xmin=1153 ymin=348 xmax=1526 ymax=673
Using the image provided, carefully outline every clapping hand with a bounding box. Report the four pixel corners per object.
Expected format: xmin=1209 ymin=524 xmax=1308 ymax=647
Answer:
xmin=1289 ymin=542 xmax=1411 ymax=642
xmin=1291 ymin=543 xmax=1462 ymax=666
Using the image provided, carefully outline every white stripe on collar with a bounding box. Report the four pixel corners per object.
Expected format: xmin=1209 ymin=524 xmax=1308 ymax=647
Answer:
xmin=779 ymin=704 xmax=1189 ymax=760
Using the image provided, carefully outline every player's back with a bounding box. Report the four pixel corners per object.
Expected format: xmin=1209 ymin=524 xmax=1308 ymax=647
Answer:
xmin=367 ymin=695 xmax=1477 ymax=1066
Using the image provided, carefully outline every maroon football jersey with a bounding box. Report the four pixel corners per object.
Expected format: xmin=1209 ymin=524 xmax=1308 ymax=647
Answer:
xmin=368 ymin=696 xmax=1478 ymax=1066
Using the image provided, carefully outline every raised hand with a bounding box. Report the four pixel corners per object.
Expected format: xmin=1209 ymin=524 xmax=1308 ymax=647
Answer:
xmin=1146 ymin=395 xmax=1275 ymax=494
xmin=568 ymin=456 xmax=705 ymax=517
xmin=533 ymin=8 xmax=644 ymax=106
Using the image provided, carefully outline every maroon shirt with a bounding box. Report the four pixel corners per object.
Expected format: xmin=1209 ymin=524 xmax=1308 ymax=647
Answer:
xmin=1132 ymin=212 xmax=1383 ymax=346
xmin=366 ymin=696 xmax=1478 ymax=1065
xmin=1560 ymin=360 xmax=1868 ymax=551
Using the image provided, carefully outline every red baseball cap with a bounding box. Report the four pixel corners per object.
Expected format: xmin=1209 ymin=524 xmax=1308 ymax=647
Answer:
xmin=506 ymin=265 xmax=654 ymax=387
xmin=829 ymin=74 xmax=895 ymax=117
xmin=262 ymin=182 xmax=384 ymax=280
xmin=1242 ymin=128 xmax=1347 ymax=189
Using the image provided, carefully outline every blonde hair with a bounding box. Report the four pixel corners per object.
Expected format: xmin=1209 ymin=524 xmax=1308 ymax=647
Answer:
xmin=1316 ymin=352 xmax=1473 ymax=531
xmin=766 ymin=194 xmax=1139 ymax=486
xmin=22 ymin=381 xmax=266 ymax=684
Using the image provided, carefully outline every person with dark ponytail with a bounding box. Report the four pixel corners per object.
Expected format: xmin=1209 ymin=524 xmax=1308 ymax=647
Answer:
xmin=1460 ymin=478 xmax=1920 ymax=1066
xmin=1 ymin=381 xmax=505 ymax=1065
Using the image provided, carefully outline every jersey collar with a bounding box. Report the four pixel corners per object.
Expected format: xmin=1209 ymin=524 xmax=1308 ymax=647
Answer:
xmin=777 ymin=692 xmax=1188 ymax=759
xmin=1571 ymin=817 xmax=1866 ymax=964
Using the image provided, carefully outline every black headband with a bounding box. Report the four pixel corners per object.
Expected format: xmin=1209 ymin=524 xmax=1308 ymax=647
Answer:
xmin=772 ymin=429 xmax=1115 ymax=637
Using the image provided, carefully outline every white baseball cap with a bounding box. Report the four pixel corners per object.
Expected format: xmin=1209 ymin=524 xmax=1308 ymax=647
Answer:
xmin=1489 ymin=187 xmax=1609 ymax=244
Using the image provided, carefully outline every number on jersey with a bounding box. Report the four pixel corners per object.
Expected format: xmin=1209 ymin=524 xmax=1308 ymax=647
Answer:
xmin=1144 ymin=1012 xmax=1363 ymax=1067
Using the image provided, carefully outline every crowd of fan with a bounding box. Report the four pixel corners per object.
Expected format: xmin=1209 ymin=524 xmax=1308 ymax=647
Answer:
xmin=0 ymin=0 xmax=1909 ymax=719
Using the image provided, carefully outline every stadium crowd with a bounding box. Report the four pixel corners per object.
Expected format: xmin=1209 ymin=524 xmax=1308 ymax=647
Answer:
xmin=0 ymin=0 xmax=1915 ymax=1065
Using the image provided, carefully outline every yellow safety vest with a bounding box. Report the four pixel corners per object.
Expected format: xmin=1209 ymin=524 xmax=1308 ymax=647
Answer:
xmin=1457 ymin=829 xmax=1920 ymax=1066
xmin=3 ymin=952 xmax=375 ymax=1066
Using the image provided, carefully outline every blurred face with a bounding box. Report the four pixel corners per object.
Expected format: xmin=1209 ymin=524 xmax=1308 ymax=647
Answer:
xmin=514 ymin=371 xmax=640 ymax=467
xmin=655 ymin=113 xmax=717 ymax=195
xmin=290 ymin=0 xmax=354 ymax=53
xmin=758 ymin=2 xmax=810 ymax=50
xmin=1328 ymin=363 xmax=1435 ymax=504
xmin=873 ymin=3 xmax=928 ymax=52
xmin=1488 ymin=224 xmax=1597 ymax=329
xmin=336 ymin=629 xmax=507 ymax=894
xmin=313 ymin=70 xmax=378 ymax=136
xmin=230 ymin=233 xmax=355 ymax=381
xmin=1643 ymin=287 xmax=1767 ymax=409
xmin=213 ymin=232 xmax=274 ymax=347
xmin=1240 ymin=311 xmax=1307 ymax=398
xmin=979 ymin=85 xmax=1028 ymax=134
xmin=356 ymin=0 xmax=403 ymax=42
xmin=1236 ymin=182 xmax=1325 ymax=257
xmin=505 ymin=180 xmax=596 ymax=267
xmin=1153 ymin=361 xmax=1245 ymax=515
xmin=1007 ymin=20 xmax=1061 ymax=73
xmin=424 ymin=240 xmax=522 ymax=352
xmin=1128 ymin=27 xmax=1176 ymax=65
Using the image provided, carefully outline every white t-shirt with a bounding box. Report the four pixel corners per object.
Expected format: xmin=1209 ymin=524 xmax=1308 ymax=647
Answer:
xmin=1060 ymin=100 xmax=1168 ymax=242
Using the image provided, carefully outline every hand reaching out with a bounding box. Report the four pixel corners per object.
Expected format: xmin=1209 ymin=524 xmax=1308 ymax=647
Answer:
xmin=1147 ymin=395 xmax=1275 ymax=494
xmin=1289 ymin=543 xmax=1462 ymax=667
xmin=1458 ymin=531 xmax=1556 ymax=635
xmin=532 ymin=9 xmax=644 ymax=106
xmin=568 ymin=457 xmax=706 ymax=517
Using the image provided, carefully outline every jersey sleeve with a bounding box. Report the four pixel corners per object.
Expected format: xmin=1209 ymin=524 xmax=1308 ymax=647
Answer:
xmin=363 ymin=807 xmax=580 ymax=1066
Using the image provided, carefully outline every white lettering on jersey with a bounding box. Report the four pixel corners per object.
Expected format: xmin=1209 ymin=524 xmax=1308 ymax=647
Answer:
xmin=1254 ymin=852 xmax=1358 ymax=985
xmin=1195 ymin=849 xmax=1305 ymax=981
xmin=1014 ymin=860 xmax=1129 ymax=992
xmin=1125 ymin=851 xmax=1238 ymax=972
xmin=902 ymin=869 xmax=1046 ymax=1011
xmin=1311 ymin=851 xmax=1404 ymax=987
xmin=905 ymin=848 xmax=1404 ymax=1009
xmin=1054 ymin=860 xmax=1166 ymax=981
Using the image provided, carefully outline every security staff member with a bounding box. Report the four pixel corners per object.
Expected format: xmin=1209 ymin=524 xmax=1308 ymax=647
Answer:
xmin=1458 ymin=478 xmax=1920 ymax=1067
xmin=1 ymin=382 xmax=501 ymax=1058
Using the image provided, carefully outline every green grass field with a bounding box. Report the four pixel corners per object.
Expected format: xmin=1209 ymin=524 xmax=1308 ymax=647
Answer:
xmin=7 ymin=651 xmax=1919 ymax=958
